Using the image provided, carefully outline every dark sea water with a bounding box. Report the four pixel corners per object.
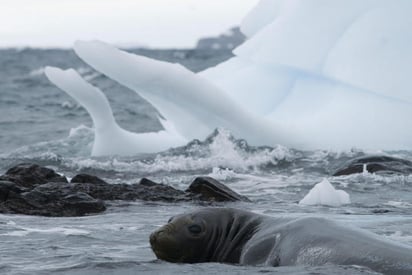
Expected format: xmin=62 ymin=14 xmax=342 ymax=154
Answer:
xmin=0 ymin=48 xmax=411 ymax=275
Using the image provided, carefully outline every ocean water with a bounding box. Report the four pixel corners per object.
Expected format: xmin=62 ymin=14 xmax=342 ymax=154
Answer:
xmin=0 ymin=48 xmax=411 ymax=275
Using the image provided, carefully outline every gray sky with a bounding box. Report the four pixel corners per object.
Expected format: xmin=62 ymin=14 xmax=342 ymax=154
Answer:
xmin=0 ymin=0 xmax=258 ymax=48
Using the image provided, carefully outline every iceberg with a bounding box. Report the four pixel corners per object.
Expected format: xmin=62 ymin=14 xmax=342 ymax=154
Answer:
xmin=46 ymin=0 xmax=412 ymax=156
xmin=72 ymin=40 xmax=294 ymax=146
xmin=44 ymin=67 xmax=186 ymax=156
xmin=299 ymin=179 xmax=350 ymax=207
xmin=202 ymin=0 xmax=412 ymax=150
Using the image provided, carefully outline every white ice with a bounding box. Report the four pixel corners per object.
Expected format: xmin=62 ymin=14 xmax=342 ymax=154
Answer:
xmin=202 ymin=0 xmax=412 ymax=150
xmin=46 ymin=0 xmax=412 ymax=156
xmin=299 ymin=179 xmax=350 ymax=207
xmin=44 ymin=67 xmax=187 ymax=156
xmin=72 ymin=40 xmax=298 ymax=148
xmin=240 ymin=0 xmax=288 ymax=38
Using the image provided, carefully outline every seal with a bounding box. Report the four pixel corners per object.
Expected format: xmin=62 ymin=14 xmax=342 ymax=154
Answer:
xmin=150 ymin=207 xmax=412 ymax=274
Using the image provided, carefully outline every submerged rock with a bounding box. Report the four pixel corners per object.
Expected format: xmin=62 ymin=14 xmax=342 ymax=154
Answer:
xmin=0 ymin=163 xmax=249 ymax=217
xmin=333 ymin=156 xmax=412 ymax=176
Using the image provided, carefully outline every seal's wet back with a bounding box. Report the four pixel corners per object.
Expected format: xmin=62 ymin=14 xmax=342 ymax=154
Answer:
xmin=150 ymin=208 xmax=412 ymax=274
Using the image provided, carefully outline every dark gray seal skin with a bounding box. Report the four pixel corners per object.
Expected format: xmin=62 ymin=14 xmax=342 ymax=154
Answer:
xmin=150 ymin=208 xmax=412 ymax=274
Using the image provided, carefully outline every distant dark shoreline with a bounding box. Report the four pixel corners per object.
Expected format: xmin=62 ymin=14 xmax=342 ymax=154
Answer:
xmin=0 ymin=47 xmax=234 ymax=73
xmin=0 ymin=26 xmax=244 ymax=72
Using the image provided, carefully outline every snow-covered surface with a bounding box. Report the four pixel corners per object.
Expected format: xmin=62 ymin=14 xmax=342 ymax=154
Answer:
xmin=46 ymin=0 xmax=412 ymax=156
xmin=299 ymin=179 xmax=351 ymax=207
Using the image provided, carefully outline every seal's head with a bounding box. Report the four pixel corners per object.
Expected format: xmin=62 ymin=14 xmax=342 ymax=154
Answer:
xmin=149 ymin=208 xmax=261 ymax=264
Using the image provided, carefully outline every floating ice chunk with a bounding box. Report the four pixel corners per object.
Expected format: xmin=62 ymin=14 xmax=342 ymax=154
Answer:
xmin=44 ymin=66 xmax=187 ymax=156
xmin=73 ymin=40 xmax=297 ymax=148
xmin=299 ymin=178 xmax=350 ymax=206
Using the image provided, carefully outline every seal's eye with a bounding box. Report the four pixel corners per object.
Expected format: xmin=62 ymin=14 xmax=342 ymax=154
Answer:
xmin=188 ymin=224 xmax=202 ymax=234
xmin=168 ymin=217 xmax=174 ymax=223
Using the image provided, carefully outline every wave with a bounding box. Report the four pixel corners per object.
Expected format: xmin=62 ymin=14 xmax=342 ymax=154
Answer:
xmin=5 ymin=126 xmax=411 ymax=177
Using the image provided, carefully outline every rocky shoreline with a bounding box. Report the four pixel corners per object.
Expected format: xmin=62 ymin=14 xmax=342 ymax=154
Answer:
xmin=0 ymin=163 xmax=249 ymax=217
xmin=1 ymin=155 xmax=411 ymax=217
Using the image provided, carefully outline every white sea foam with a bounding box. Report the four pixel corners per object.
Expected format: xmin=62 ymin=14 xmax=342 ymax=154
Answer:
xmin=68 ymin=124 xmax=92 ymax=138
xmin=296 ymin=246 xmax=333 ymax=265
xmin=336 ymin=171 xmax=412 ymax=185
xmin=2 ymin=124 xmax=94 ymax=159
xmin=208 ymin=167 xmax=237 ymax=181
xmin=63 ymin=128 xmax=296 ymax=173
xmin=61 ymin=100 xmax=79 ymax=109
xmin=1 ymin=230 xmax=30 ymax=237
xmin=1 ymin=227 xmax=90 ymax=237
xmin=29 ymin=67 xmax=45 ymax=77
xmin=385 ymin=201 xmax=412 ymax=208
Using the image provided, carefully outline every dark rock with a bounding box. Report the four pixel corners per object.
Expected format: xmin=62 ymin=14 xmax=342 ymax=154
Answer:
xmin=132 ymin=181 xmax=188 ymax=202
xmin=186 ymin=177 xmax=251 ymax=202
xmin=333 ymin=156 xmax=412 ymax=176
xmin=196 ymin=27 xmax=246 ymax=50
xmin=0 ymin=163 xmax=250 ymax=217
xmin=69 ymin=175 xmax=250 ymax=203
xmin=0 ymin=181 xmax=23 ymax=201
xmin=71 ymin=174 xmax=108 ymax=185
xmin=69 ymin=175 xmax=188 ymax=202
xmin=63 ymin=192 xmax=105 ymax=215
xmin=0 ymin=163 xmax=67 ymax=188
xmin=2 ymin=182 xmax=106 ymax=217
xmin=139 ymin=178 xmax=159 ymax=187
xmin=371 ymin=209 xmax=392 ymax=214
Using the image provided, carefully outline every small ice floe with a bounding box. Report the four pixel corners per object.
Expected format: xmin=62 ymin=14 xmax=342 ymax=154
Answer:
xmin=299 ymin=178 xmax=350 ymax=206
